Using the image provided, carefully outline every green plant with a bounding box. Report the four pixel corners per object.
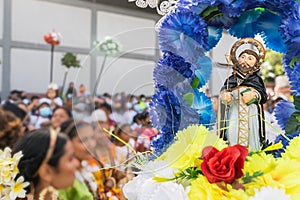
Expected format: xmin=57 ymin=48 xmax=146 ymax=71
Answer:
xmin=260 ymin=50 xmax=284 ymax=83
xmin=61 ymin=53 xmax=81 ymax=92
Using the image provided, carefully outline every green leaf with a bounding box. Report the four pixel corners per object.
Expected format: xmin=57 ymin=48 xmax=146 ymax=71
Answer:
xmin=289 ymin=56 xmax=300 ymax=67
xmin=191 ymin=77 xmax=200 ymax=89
xmin=285 ymin=111 xmax=300 ymax=134
xmin=200 ymin=6 xmax=219 ymax=19
xmin=242 ymin=171 xmax=263 ymax=184
xmin=183 ymin=93 xmax=194 ymax=106
xmin=61 ymin=52 xmax=81 ymax=68
xmin=294 ymin=96 xmax=300 ymax=110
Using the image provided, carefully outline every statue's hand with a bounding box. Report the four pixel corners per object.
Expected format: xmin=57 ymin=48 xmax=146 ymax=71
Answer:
xmin=221 ymin=91 xmax=232 ymax=104
xmin=242 ymin=91 xmax=256 ymax=104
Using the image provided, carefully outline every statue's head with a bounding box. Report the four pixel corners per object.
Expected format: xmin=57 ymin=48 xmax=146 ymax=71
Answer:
xmin=230 ymin=38 xmax=265 ymax=75
xmin=237 ymin=49 xmax=259 ymax=74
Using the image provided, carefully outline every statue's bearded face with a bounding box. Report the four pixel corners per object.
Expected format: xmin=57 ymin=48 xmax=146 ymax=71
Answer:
xmin=237 ymin=53 xmax=257 ymax=74
xmin=238 ymin=53 xmax=257 ymax=67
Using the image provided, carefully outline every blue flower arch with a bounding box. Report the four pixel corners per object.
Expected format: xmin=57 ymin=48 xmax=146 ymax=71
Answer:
xmin=150 ymin=0 xmax=300 ymax=156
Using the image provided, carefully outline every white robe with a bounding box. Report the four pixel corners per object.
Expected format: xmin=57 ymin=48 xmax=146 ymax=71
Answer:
xmin=224 ymin=86 xmax=261 ymax=151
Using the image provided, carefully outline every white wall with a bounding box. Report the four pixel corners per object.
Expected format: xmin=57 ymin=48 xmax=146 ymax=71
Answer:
xmin=210 ymin=33 xmax=236 ymax=96
xmin=0 ymin=0 xmax=3 ymax=39
xmin=12 ymin=0 xmax=91 ymax=48
xmin=97 ymin=11 xmax=156 ymax=56
xmin=95 ymin=56 xmax=155 ymax=96
xmin=11 ymin=48 xmax=90 ymax=93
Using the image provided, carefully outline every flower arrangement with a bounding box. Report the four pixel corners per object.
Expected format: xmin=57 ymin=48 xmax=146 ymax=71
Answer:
xmin=148 ymin=0 xmax=300 ymax=158
xmin=125 ymin=0 xmax=300 ymax=198
xmin=0 ymin=147 xmax=29 ymax=199
xmin=124 ymin=125 xmax=300 ymax=200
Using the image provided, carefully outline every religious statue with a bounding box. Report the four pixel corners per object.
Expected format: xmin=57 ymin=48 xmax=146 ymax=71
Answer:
xmin=219 ymin=38 xmax=268 ymax=151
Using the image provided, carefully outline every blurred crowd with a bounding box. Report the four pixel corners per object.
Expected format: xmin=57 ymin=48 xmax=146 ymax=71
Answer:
xmin=0 ymin=81 xmax=158 ymax=200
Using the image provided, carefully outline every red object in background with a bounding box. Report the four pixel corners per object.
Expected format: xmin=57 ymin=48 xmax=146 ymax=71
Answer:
xmin=43 ymin=31 xmax=61 ymax=46
xmin=43 ymin=30 xmax=61 ymax=83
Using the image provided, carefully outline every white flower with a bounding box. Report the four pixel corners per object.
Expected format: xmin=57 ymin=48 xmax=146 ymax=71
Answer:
xmin=9 ymin=176 xmax=29 ymax=200
xmin=268 ymin=72 xmax=275 ymax=78
xmin=0 ymin=147 xmax=12 ymax=160
xmin=104 ymin=36 xmax=112 ymax=42
xmin=123 ymin=176 xmax=188 ymax=200
xmin=123 ymin=160 xmax=184 ymax=200
xmin=250 ymin=187 xmax=290 ymax=200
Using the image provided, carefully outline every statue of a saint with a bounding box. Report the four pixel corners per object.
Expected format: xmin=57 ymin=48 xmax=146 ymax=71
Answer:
xmin=219 ymin=38 xmax=268 ymax=151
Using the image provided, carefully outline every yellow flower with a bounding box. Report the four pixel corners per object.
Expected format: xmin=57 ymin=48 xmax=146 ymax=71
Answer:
xmin=243 ymin=153 xmax=276 ymax=196
xmin=188 ymin=176 xmax=224 ymax=200
xmin=188 ymin=176 xmax=249 ymax=200
xmin=282 ymin=136 xmax=300 ymax=162
xmin=244 ymin=152 xmax=276 ymax=174
xmin=158 ymin=125 xmax=227 ymax=170
xmin=245 ymin=159 xmax=300 ymax=200
xmin=267 ymin=159 xmax=300 ymax=200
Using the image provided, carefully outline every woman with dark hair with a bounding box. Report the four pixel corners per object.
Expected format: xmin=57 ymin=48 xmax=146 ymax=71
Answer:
xmin=50 ymin=106 xmax=72 ymax=130
xmin=59 ymin=119 xmax=101 ymax=200
xmin=0 ymin=108 xmax=25 ymax=149
xmin=13 ymin=129 xmax=79 ymax=200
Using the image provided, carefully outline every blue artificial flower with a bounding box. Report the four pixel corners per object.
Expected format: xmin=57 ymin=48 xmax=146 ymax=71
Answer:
xmin=159 ymin=9 xmax=208 ymax=63
xmin=262 ymin=0 xmax=296 ymax=18
xmin=153 ymin=52 xmax=193 ymax=89
xmin=149 ymin=82 xmax=201 ymax=156
xmin=228 ymin=8 xmax=263 ymax=38
xmin=206 ymin=15 xmax=238 ymax=30
xmin=282 ymin=54 xmax=294 ymax=81
xmin=150 ymin=131 xmax=173 ymax=157
xmin=191 ymin=89 xmax=216 ymax=128
xmin=149 ymin=86 xmax=181 ymax=156
xmin=171 ymin=82 xmax=200 ymax=130
xmin=192 ymin=55 xmax=213 ymax=88
xmin=177 ymin=0 xmax=215 ymax=15
xmin=172 ymin=80 xmax=194 ymax=98
xmin=274 ymin=100 xmax=296 ymax=130
xmin=256 ymin=10 xmax=286 ymax=53
xmin=291 ymin=2 xmax=300 ymax=20
xmin=273 ymin=131 xmax=300 ymax=158
xmin=280 ymin=17 xmax=300 ymax=57
xmin=161 ymin=51 xmax=194 ymax=79
xmin=206 ymin=26 xmax=223 ymax=50
xmin=218 ymin=0 xmax=249 ymax=18
xmin=283 ymin=52 xmax=300 ymax=96
xmin=289 ymin=64 xmax=300 ymax=96
xmin=153 ymin=63 xmax=186 ymax=89
xmin=149 ymin=85 xmax=181 ymax=138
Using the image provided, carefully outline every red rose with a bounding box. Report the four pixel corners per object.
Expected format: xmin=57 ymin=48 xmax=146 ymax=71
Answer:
xmin=201 ymin=144 xmax=248 ymax=184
